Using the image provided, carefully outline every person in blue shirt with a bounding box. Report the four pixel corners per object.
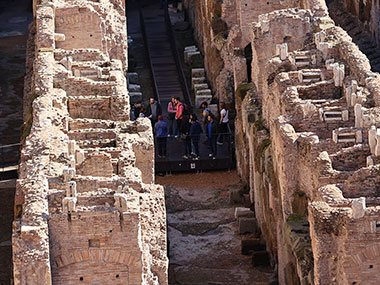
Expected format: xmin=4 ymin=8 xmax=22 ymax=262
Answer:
xmin=189 ymin=114 xmax=202 ymax=159
xmin=207 ymin=114 xmax=218 ymax=159
xmin=154 ymin=115 xmax=168 ymax=158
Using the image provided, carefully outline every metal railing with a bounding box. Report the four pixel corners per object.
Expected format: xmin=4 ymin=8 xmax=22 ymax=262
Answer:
xmin=0 ymin=141 xmax=20 ymax=180
xmin=154 ymin=132 xmax=235 ymax=172
xmin=163 ymin=0 xmax=192 ymax=107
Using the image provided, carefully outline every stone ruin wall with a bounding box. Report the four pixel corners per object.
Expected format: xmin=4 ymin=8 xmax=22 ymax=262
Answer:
xmin=182 ymin=0 xmax=328 ymax=104
xmin=183 ymin=0 xmax=380 ymax=283
xmin=235 ymin=7 xmax=380 ymax=285
xmin=335 ymin=0 xmax=380 ymax=45
xmin=13 ymin=0 xmax=168 ymax=284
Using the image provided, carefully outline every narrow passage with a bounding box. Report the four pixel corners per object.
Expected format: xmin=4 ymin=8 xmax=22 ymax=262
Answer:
xmin=157 ymin=171 xmax=276 ymax=285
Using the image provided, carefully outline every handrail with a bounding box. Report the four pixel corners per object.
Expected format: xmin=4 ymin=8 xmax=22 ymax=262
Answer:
xmin=163 ymin=1 xmax=192 ymax=108
xmin=138 ymin=4 xmax=161 ymax=105
xmin=0 ymin=143 xmax=21 ymax=149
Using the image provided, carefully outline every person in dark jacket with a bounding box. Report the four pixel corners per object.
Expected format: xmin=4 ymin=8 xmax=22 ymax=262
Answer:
xmin=146 ymin=97 xmax=162 ymax=131
xmin=154 ymin=115 xmax=168 ymax=158
xmin=207 ymin=114 xmax=218 ymax=159
xmin=181 ymin=114 xmax=191 ymax=159
xmin=189 ymin=114 xmax=202 ymax=159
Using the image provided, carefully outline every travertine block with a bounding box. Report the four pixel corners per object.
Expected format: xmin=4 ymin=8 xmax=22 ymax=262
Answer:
xmin=62 ymin=197 xmax=77 ymax=212
xmin=235 ymin=207 xmax=255 ymax=219
xmin=75 ymin=149 xmax=85 ymax=165
xmin=192 ymin=68 xmax=205 ymax=78
xmin=54 ymin=33 xmax=65 ymax=42
xmin=195 ymin=94 xmax=212 ymax=107
xmin=351 ymin=197 xmax=366 ymax=219
xmin=354 ymin=104 xmax=362 ymax=128
xmin=369 ymin=126 xmax=377 ymax=154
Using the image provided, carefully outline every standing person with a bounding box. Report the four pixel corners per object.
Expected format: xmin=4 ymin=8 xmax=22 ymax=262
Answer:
xmin=207 ymin=114 xmax=218 ymax=159
xmin=132 ymin=101 xmax=142 ymax=120
xmin=175 ymin=97 xmax=184 ymax=137
xmin=167 ymin=97 xmax=177 ymax=137
xmin=146 ymin=97 xmax=162 ymax=130
xmin=154 ymin=115 xmax=168 ymax=158
xmin=189 ymin=114 xmax=202 ymax=159
xmin=217 ymin=102 xmax=229 ymax=145
xmin=200 ymin=101 xmax=211 ymax=133
xmin=181 ymin=113 xmax=191 ymax=159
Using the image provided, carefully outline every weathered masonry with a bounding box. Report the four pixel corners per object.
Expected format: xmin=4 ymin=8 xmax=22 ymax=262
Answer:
xmin=12 ymin=0 xmax=168 ymax=284
xmin=182 ymin=0 xmax=380 ymax=283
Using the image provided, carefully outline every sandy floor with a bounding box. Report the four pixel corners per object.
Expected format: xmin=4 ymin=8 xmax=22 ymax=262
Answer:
xmin=158 ymin=171 xmax=275 ymax=285
xmin=156 ymin=170 xmax=241 ymax=189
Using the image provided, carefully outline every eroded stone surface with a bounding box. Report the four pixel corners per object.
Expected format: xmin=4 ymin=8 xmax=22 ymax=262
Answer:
xmin=13 ymin=1 xmax=167 ymax=284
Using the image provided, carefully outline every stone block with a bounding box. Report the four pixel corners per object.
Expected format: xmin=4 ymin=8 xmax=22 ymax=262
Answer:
xmin=54 ymin=33 xmax=65 ymax=42
xmin=195 ymin=94 xmax=212 ymax=107
xmin=367 ymin=156 xmax=374 ymax=167
xmin=192 ymin=68 xmax=205 ymax=78
xmin=193 ymin=83 xmax=208 ymax=93
xmin=241 ymin=238 xmax=265 ymax=255
xmin=352 ymin=197 xmax=366 ymax=219
xmin=75 ymin=149 xmax=85 ymax=165
xmin=252 ymin=251 xmax=270 ymax=267
xmin=235 ymin=207 xmax=255 ymax=219
xmin=127 ymin=72 xmax=139 ymax=84
xmin=129 ymin=92 xmax=143 ymax=105
xmin=191 ymin=77 xmax=205 ymax=88
xmin=369 ymin=126 xmax=377 ymax=154
xmin=238 ymin=217 xmax=259 ymax=235
xmin=229 ymin=188 xmax=243 ymax=204
xmin=189 ymin=52 xmax=203 ymax=68
xmin=275 ymin=43 xmax=288 ymax=60
xmin=342 ymin=110 xmax=349 ymax=121
xmin=129 ymin=84 xmax=141 ymax=92
xmin=184 ymin=45 xmax=197 ymax=51
xmin=62 ymin=197 xmax=77 ymax=213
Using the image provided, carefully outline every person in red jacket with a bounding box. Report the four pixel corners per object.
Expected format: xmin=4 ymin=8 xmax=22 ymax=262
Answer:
xmin=174 ymin=97 xmax=184 ymax=137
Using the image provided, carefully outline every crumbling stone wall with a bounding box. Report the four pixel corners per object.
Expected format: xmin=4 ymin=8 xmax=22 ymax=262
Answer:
xmin=235 ymin=7 xmax=380 ymax=285
xmin=13 ymin=1 xmax=168 ymax=284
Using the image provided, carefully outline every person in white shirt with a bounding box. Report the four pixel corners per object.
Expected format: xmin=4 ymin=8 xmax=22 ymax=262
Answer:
xmin=217 ymin=102 xmax=229 ymax=145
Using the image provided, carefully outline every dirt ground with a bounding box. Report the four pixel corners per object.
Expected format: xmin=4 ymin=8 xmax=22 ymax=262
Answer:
xmin=156 ymin=170 xmax=241 ymax=189
xmin=157 ymin=170 xmax=276 ymax=285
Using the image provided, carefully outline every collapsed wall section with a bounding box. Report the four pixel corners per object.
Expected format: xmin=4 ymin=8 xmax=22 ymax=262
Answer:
xmin=13 ymin=1 xmax=168 ymax=284
xmin=235 ymin=7 xmax=380 ymax=284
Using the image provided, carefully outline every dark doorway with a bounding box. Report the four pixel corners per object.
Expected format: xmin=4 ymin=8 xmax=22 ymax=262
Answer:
xmin=244 ymin=44 xmax=252 ymax=83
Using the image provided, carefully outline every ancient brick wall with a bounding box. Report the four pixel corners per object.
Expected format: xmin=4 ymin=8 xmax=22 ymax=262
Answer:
xmin=13 ymin=1 xmax=168 ymax=284
xmin=235 ymin=8 xmax=380 ymax=285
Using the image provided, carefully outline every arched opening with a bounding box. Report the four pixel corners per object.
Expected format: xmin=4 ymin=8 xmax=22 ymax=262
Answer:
xmin=244 ymin=43 xmax=252 ymax=83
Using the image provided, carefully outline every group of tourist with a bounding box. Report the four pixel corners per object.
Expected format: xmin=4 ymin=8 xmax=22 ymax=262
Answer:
xmin=132 ymin=97 xmax=230 ymax=160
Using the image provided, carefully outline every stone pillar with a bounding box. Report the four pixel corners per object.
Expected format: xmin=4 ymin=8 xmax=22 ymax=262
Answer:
xmin=275 ymin=43 xmax=288 ymax=60
xmin=375 ymin=130 xmax=380 ymax=156
xmin=351 ymin=197 xmax=366 ymax=219
xmin=369 ymin=126 xmax=377 ymax=154
xmin=354 ymin=104 xmax=362 ymax=128
xmin=233 ymin=56 xmax=248 ymax=90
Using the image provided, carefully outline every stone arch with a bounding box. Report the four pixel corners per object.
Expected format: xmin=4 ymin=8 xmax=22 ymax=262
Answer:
xmin=52 ymin=249 xmax=142 ymax=284
xmin=344 ymin=244 xmax=380 ymax=283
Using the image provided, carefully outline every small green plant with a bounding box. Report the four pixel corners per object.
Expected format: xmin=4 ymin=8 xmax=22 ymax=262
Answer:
xmin=236 ymin=83 xmax=252 ymax=101
xmin=287 ymin=214 xmax=303 ymax=222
